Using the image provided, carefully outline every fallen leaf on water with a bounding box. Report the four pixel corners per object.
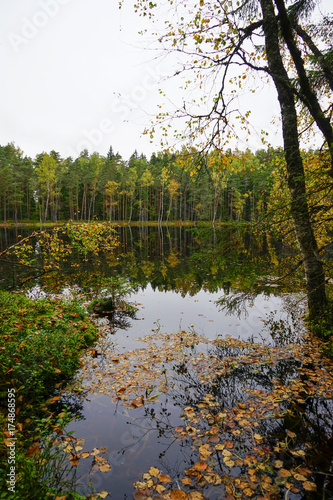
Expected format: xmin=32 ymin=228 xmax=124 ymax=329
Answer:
xmin=273 ymin=460 xmax=283 ymax=468
xmin=293 ymin=473 xmax=307 ymax=482
xmin=133 ymin=492 xmax=147 ymax=500
xmin=181 ymin=477 xmax=192 ymax=486
xmin=199 ymin=443 xmax=212 ymax=458
xmin=82 ymin=452 xmax=90 ymax=459
xmin=279 ymin=469 xmax=291 ymax=478
xmin=99 ymin=464 xmax=111 ymax=473
xmin=133 ymin=481 xmax=146 ymax=490
xmin=97 ymin=491 xmax=109 ymax=499
xmin=243 ymin=487 xmax=255 ymax=497
xmin=188 ymin=492 xmax=204 ymax=500
xmin=159 ymin=474 xmax=172 ymax=483
xmin=70 ymin=458 xmax=80 ymax=466
xmin=303 ymin=481 xmax=317 ymax=491
xmin=290 ymin=449 xmax=306 ymax=457
xmin=223 ymin=458 xmax=235 ymax=468
xmin=204 ymin=473 xmax=222 ymax=485
xmin=170 ymin=490 xmax=188 ymax=500
xmin=148 ymin=466 xmax=160 ymax=477
xmin=222 ymin=449 xmax=232 ymax=457
xmin=194 ymin=461 xmax=207 ymax=472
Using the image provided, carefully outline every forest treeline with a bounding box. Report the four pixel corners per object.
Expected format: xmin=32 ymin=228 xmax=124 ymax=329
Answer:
xmin=0 ymin=143 xmax=331 ymax=237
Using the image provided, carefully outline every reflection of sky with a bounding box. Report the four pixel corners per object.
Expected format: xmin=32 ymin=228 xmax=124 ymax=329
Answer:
xmin=114 ymin=284 xmax=301 ymax=351
xmin=65 ymin=392 xmax=187 ymax=499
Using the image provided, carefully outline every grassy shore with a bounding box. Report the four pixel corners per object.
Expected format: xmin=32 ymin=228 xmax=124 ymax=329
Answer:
xmin=0 ymin=291 xmax=98 ymax=499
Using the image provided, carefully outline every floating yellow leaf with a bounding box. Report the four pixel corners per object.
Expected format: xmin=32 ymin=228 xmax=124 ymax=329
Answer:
xmin=97 ymin=491 xmax=108 ymax=499
xmin=133 ymin=481 xmax=147 ymax=490
xmin=199 ymin=443 xmax=212 ymax=458
xmin=223 ymin=458 xmax=235 ymax=468
xmin=149 ymin=466 xmax=160 ymax=477
xmin=99 ymin=463 xmax=111 ymax=473
xmin=188 ymin=492 xmax=204 ymax=500
xmin=243 ymin=488 xmax=255 ymax=497
xmin=222 ymin=449 xmax=232 ymax=457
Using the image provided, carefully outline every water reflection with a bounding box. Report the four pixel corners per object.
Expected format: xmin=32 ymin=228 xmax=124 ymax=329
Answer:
xmin=0 ymin=225 xmax=304 ymax=298
xmin=1 ymin=225 xmax=332 ymax=498
xmin=60 ymin=327 xmax=333 ymax=499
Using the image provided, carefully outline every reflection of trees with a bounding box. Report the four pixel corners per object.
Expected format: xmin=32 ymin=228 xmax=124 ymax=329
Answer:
xmin=115 ymin=226 xmax=303 ymax=297
xmin=1 ymin=226 xmax=305 ymax=298
xmin=164 ymin=342 xmax=333 ymax=497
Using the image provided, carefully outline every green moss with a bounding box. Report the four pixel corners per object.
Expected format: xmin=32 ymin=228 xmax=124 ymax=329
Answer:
xmin=0 ymin=291 xmax=98 ymax=403
xmin=307 ymin=301 xmax=333 ymax=357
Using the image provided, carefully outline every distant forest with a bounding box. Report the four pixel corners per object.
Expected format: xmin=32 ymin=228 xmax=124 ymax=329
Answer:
xmin=0 ymin=143 xmax=331 ymax=234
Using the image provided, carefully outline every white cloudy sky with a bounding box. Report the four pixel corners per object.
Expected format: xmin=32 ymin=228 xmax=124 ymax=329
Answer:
xmin=0 ymin=0 xmax=331 ymax=161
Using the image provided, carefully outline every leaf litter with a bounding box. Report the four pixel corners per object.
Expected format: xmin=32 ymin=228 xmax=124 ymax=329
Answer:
xmin=61 ymin=323 xmax=333 ymax=499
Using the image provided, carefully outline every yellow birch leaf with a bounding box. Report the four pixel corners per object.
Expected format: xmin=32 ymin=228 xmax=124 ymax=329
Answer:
xmin=99 ymin=463 xmax=111 ymax=473
xmin=149 ymin=466 xmax=160 ymax=477
xmin=98 ymin=492 xmax=109 ymax=499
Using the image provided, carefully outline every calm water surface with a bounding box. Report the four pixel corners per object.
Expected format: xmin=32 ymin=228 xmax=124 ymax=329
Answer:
xmin=1 ymin=225 xmax=332 ymax=498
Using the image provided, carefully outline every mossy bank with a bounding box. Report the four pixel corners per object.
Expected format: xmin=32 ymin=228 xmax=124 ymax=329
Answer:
xmin=0 ymin=291 xmax=98 ymax=499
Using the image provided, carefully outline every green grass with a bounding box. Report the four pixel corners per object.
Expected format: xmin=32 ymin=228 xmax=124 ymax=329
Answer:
xmin=0 ymin=291 xmax=98 ymax=499
xmin=0 ymin=292 xmax=97 ymax=402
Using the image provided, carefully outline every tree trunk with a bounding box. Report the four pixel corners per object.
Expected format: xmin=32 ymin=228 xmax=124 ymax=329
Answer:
xmin=260 ymin=0 xmax=327 ymax=318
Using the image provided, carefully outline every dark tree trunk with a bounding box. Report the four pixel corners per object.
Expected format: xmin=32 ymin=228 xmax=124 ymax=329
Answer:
xmin=259 ymin=0 xmax=327 ymax=318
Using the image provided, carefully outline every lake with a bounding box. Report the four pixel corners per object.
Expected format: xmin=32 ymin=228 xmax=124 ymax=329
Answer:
xmin=1 ymin=224 xmax=332 ymax=499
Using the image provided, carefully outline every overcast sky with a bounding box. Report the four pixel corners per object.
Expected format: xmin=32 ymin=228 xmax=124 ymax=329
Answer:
xmin=0 ymin=0 xmax=331 ymax=161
